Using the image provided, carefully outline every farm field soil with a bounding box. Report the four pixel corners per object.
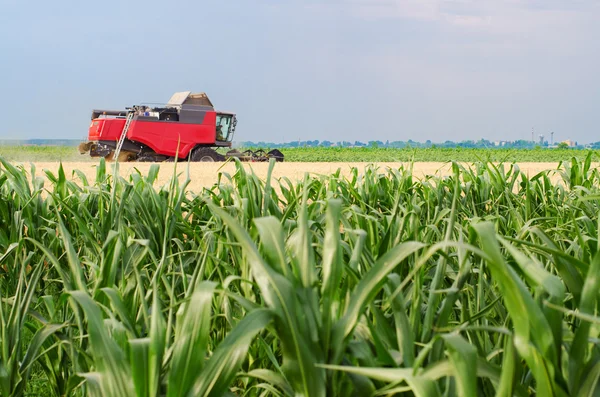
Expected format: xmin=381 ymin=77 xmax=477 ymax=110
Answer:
xmin=20 ymin=161 xmax=575 ymax=191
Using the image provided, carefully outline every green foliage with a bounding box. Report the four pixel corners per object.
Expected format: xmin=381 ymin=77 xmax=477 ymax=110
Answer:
xmin=1 ymin=144 xmax=598 ymax=163
xmin=1 ymin=155 xmax=600 ymax=395
xmin=254 ymin=146 xmax=599 ymax=162
xmin=0 ymin=146 xmax=93 ymax=162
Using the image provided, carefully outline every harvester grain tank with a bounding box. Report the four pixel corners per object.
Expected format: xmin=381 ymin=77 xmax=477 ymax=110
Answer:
xmin=79 ymin=91 xmax=284 ymax=162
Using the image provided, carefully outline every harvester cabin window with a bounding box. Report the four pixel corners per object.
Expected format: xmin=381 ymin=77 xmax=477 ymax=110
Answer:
xmin=159 ymin=109 xmax=179 ymax=121
xmin=216 ymin=114 xmax=233 ymax=141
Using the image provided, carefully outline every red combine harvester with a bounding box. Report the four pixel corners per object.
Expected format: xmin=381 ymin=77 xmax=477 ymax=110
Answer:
xmin=78 ymin=91 xmax=284 ymax=162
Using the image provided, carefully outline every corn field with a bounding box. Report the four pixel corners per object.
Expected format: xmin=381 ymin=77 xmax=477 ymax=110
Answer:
xmin=1 ymin=154 xmax=600 ymax=396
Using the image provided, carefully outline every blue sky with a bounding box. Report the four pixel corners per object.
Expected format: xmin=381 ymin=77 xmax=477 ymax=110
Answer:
xmin=0 ymin=0 xmax=598 ymax=143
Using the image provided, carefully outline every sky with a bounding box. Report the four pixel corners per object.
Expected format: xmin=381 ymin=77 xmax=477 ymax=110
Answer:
xmin=0 ymin=0 xmax=599 ymax=144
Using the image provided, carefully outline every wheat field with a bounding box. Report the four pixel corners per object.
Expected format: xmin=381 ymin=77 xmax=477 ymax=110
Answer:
xmin=16 ymin=161 xmax=571 ymax=192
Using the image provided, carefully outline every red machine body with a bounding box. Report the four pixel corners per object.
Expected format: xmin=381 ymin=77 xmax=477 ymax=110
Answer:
xmin=79 ymin=91 xmax=239 ymax=162
xmin=87 ymin=111 xmax=219 ymax=158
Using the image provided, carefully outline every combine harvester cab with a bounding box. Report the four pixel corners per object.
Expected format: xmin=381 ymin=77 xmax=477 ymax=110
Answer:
xmin=79 ymin=91 xmax=284 ymax=162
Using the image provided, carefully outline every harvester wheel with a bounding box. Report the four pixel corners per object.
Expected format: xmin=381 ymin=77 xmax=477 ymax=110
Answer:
xmin=191 ymin=148 xmax=225 ymax=162
xmin=104 ymin=150 xmax=135 ymax=162
xmin=116 ymin=151 xmax=135 ymax=162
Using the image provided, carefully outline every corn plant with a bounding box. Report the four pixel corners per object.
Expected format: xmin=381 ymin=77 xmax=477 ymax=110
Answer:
xmin=1 ymin=153 xmax=600 ymax=396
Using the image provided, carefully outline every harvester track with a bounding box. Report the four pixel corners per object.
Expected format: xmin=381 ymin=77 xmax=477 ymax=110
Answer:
xmin=81 ymin=145 xmax=284 ymax=163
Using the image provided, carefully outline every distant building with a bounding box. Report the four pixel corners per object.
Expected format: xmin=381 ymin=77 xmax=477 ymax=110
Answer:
xmin=561 ymin=139 xmax=577 ymax=147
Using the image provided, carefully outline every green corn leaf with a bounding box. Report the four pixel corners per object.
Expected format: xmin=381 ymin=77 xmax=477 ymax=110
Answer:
xmin=68 ymin=291 xmax=134 ymax=397
xmin=206 ymin=201 xmax=326 ymax=397
xmin=190 ymin=308 xmax=274 ymax=396
xmin=441 ymin=333 xmax=477 ymax=397
xmin=167 ymin=281 xmax=217 ymax=397
xmin=129 ymin=338 xmax=150 ymax=397
xmin=318 ymin=364 xmax=441 ymax=397
xmin=333 ymin=241 xmax=425 ymax=360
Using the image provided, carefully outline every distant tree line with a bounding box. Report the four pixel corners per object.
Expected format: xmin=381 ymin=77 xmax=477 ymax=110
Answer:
xmin=1 ymin=138 xmax=597 ymax=150
xmin=240 ymin=139 xmax=596 ymax=150
xmin=0 ymin=139 xmax=82 ymax=147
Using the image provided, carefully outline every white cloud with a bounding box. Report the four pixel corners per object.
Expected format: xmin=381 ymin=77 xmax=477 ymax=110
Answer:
xmin=304 ymin=0 xmax=599 ymax=35
xmin=260 ymin=0 xmax=600 ymax=143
